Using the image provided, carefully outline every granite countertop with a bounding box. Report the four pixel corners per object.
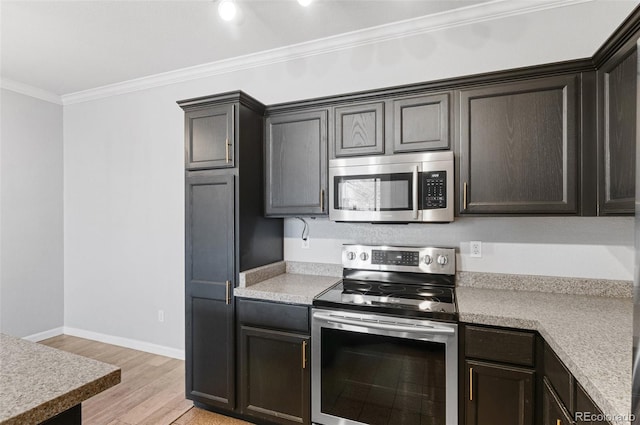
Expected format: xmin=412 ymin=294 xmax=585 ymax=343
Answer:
xmin=0 ymin=334 xmax=121 ymax=425
xmin=235 ymin=261 xmax=341 ymax=305
xmin=237 ymin=262 xmax=632 ymax=424
xmin=457 ymin=286 xmax=632 ymax=425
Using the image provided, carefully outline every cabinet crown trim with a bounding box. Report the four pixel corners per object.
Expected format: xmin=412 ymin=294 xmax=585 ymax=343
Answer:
xmin=178 ymin=90 xmax=265 ymax=113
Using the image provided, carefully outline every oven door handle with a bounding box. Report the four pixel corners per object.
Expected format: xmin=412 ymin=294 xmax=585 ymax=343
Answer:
xmin=313 ymin=312 xmax=455 ymax=334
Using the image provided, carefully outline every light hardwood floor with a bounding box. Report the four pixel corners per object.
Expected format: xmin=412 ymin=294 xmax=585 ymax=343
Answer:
xmin=40 ymin=335 xmax=252 ymax=425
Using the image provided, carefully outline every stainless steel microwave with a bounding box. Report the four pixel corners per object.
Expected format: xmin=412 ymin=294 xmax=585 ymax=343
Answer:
xmin=329 ymin=151 xmax=454 ymax=223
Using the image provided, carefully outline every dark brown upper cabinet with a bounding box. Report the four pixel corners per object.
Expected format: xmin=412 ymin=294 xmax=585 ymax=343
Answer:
xmin=597 ymin=46 xmax=637 ymax=215
xmin=184 ymin=103 xmax=234 ymax=170
xmin=265 ymin=109 xmax=328 ymax=217
xmin=333 ymin=101 xmax=384 ymax=157
xmin=458 ymin=74 xmax=579 ymax=215
xmin=393 ymin=92 xmax=449 ymax=152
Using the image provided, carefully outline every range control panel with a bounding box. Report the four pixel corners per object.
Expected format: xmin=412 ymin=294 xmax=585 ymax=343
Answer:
xmin=343 ymin=244 xmax=456 ymax=275
xmin=422 ymin=171 xmax=447 ymax=209
xmin=372 ymin=250 xmax=420 ymax=266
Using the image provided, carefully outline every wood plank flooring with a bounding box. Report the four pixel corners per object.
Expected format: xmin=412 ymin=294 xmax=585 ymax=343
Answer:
xmin=39 ymin=335 xmax=252 ymax=425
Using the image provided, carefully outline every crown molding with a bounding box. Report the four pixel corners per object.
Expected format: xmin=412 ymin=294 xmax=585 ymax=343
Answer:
xmin=0 ymin=78 xmax=63 ymax=105
xmin=60 ymin=0 xmax=593 ymax=105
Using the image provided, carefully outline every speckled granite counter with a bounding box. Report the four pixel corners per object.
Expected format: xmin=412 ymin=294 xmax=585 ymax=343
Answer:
xmin=236 ymin=261 xmax=341 ymax=305
xmin=238 ymin=263 xmax=632 ymax=423
xmin=0 ymin=334 xmax=121 ymax=425
xmin=458 ymin=287 xmax=632 ymax=425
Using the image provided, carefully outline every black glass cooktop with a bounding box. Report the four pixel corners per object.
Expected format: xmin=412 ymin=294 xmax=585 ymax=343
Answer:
xmin=314 ymin=278 xmax=457 ymax=321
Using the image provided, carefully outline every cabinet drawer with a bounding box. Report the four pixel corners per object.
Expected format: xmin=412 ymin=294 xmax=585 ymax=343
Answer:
xmin=465 ymin=325 xmax=536 ymax=367
xmin=544 ymin=343 xmax=574 ymax=416
xmin=237 ymin=299 xmax=309 ymax=334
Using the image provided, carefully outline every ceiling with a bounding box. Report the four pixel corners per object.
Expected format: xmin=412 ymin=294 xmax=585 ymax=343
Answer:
xmin=1 ymin=0 xmax=491 ymax=95
xmin=0 ymin=0 xmax=637 ymax=97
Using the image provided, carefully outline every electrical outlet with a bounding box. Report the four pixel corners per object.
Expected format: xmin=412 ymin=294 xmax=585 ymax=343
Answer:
xmin=158 ymin=310 xmax=165 ymax=323
xmin=470 ymin=241 xmax=482 ymax=258
xmin=301 ymin=238 xmax=310 ymax=249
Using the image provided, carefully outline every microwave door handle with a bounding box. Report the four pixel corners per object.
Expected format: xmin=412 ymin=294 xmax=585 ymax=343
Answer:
xmin=412 ymin=165 xmax=419 ymax=219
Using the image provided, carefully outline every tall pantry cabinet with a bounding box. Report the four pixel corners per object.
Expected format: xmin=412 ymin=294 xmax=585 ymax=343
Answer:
xmin=178 ymin=92 xmax=283 ymax=412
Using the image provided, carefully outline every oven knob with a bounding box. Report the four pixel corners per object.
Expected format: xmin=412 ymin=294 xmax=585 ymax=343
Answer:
xmin=360 ymin=252 xmax=369 ymax=261
xmin=437 ymin=255 xmax=448 ymax=266
xmin=423 ymin=255 xmax=433 ymax=265
xmin=346 ymin=251 xmax=356 ymax=261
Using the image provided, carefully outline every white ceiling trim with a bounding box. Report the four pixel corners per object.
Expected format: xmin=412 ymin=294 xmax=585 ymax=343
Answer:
xmin=60 ymin=0 xmax=592 ymax=105
xmin=1 ymin=78 xmax=63 ymax=105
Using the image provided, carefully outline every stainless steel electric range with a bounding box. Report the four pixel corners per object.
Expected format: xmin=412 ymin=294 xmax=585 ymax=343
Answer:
xmin=312 ymin=244 xmax=458 ymax=425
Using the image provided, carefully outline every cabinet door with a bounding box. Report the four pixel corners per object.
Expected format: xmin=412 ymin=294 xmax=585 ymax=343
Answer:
xmin=598 ymin=47 xmax=636 ymax=215
xmin=465 ymin=360 xmax=535 ymax=425
xmin=333 ymin=102 xmax=384 ymax=157
xmin=185 ymin=104 xmax=234 ymax=170
xmin=542 ymin=378 xmax=574 ymax=425
xmin=185 ymin=172 xmax=235 ymax=409
xmin=458 ymin=75 xmax=578 ymax=214
xmin=393 ymin=93 xmax=449 ymax=152
xmin=265 ymin=110 xmax=328 ymax=216
xmin=239 ymin=326 xmax=310 ymax=425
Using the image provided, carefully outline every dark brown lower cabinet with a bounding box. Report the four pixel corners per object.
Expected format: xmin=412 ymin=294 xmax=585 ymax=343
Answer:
xmin=239 ymin=326 xmax=310 ymax=425
xmin=575 ymin=384 xmax=609 ymax=425
xmin=187 ymin=293 xmax=234 ymax=409
xmin=237 ymin=298 xmax=311 ymax=425
xmin=543 ymin=377 xmax=574 ymax=425
xmin=41 ymin=404 xmax=81 ymax=424
xmin=465 ymin=360 xmax=535 ymax=425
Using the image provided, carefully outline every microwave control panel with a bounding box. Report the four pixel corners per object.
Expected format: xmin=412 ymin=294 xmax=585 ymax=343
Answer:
xmin=422 ymin=171 xmax=447 ymax=209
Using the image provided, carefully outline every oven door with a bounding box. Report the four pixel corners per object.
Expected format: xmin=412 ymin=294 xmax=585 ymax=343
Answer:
xmin=311 ymin=309 xmax=458 ymax=425
xmin=329 ymin=162 xmax=420 ymax=222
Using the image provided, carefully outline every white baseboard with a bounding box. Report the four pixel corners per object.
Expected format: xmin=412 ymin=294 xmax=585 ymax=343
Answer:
xmin=63 ymin=327 xmax=185 ymax=360
xmin=23 ymin=327 xmax=65 ymax=342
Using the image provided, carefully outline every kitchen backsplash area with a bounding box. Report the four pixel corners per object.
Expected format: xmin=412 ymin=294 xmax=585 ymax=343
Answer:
xmin=283 ymin=216 xmax=634 ymax=281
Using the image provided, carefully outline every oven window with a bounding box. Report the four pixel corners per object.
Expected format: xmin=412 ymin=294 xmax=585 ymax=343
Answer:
xmin=321 ymin=328 xmax=446 ymax=425
xmin=334 ymin=173 xmax=413 ymax=211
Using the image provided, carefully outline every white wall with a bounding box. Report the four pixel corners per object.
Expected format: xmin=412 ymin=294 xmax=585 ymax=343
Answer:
xmin=63 ymin=2 xmax=637 ymax=353
xmin=0 ymin=89 xmax=64 ymax=337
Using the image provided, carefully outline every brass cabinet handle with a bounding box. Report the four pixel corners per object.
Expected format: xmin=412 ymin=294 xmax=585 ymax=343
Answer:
xmin=463 ymin=182 xmax=468 ymax=211
xmin=302 ymin=340 xmax=307 ymax=369
xmin=469 ymin=367 xmax=473 ymax=401
xmin=225 ymin=139 xmax=230 ymax=163
xmin=556 ymin=420 xmax=561 ymax=425
xmin=225 ymin=280 xmax=230 ymax=305
xmin=320 ymin=189 xmax=325 ymax=212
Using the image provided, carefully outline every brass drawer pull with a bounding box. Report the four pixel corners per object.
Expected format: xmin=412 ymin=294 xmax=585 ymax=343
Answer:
xmin=302 ymin=341 xmax=308 ymax=369
xmin=463 ymin=182 xmax=468 ymax=211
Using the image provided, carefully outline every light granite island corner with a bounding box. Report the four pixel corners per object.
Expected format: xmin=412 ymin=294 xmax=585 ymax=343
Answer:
xmin=0 ymin=334 xmax=121 ymax=425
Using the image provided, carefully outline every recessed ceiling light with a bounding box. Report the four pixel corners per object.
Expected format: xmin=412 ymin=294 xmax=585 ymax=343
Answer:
xmin=218 ymin=0 xmax=237 ymax=21
xmin=298 ymin=0 xmax=313 ymax=6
